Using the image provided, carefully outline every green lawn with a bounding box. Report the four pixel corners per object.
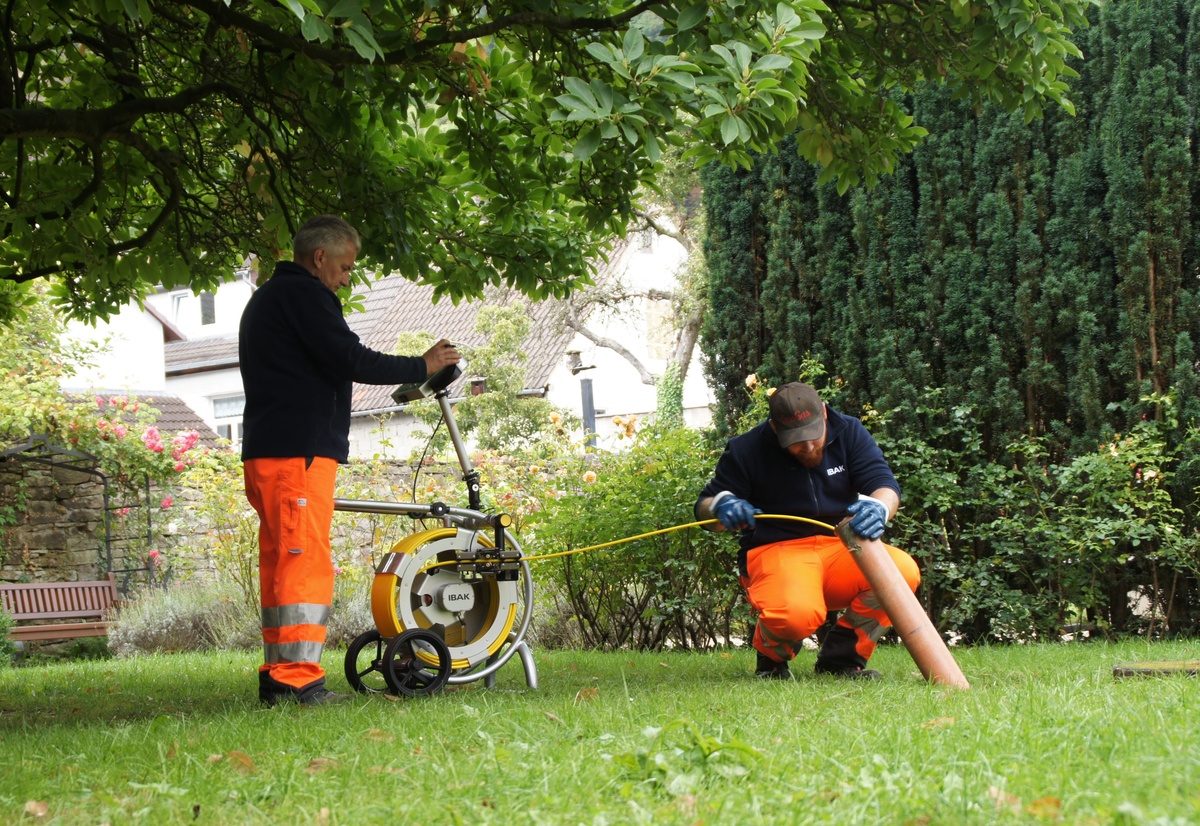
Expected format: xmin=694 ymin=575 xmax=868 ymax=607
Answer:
xmin=1 ymin=639 xmax=1198 ymax=825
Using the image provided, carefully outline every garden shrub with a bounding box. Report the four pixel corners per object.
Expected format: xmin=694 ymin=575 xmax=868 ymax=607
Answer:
xmin=527 ymin=424 xmax=748 ymax=650
xmin=108 ymin=580 xmax=257 ymax=656
xmin=0 ymin=610 xmax=17 ymax=666
xmin=873 ymin=388 xmax=1199 ymax=642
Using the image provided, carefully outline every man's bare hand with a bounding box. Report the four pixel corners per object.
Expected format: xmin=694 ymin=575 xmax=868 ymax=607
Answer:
xmin=422 ymin=339 xmax=462 ymax=377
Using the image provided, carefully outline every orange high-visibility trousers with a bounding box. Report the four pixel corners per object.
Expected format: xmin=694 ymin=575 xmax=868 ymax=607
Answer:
xmin=740 ymin=535 xmax=920 ymax=666
xmin=243 ymin=456 xmax=338 ymax=690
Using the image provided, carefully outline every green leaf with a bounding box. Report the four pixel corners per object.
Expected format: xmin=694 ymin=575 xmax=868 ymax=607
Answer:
xmin=573 ymin=127 xmax=602 ymax=161
xmin=345 ymin=22 xmax=383 ymax=61
xmin=719 ymin=116 xmax=739 ymax=145
xmin=622 ymin=28 xmax=645 ymax=63
xmin=327 ymin=0 xmax=364 ymax=17
xmin=563 ymin=77 xmax=598 ymax=109
xmin=752 ymin=55 xmax=793 ymax=73
xmin=676 ymin=4 xmax=708 ymax=31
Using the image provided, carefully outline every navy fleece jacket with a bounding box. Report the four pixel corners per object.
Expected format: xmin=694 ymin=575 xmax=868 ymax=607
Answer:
xmin=238 ymin=261 xmax=427 ymax=463
xmin=696 ymin=404 xmax=900 ymax=556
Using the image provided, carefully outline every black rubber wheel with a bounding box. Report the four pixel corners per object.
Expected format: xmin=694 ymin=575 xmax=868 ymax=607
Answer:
xmin=383 ymin=629 xmax=453 ymax=696
xmin=344 ymin=630 xmax=390 ymax=694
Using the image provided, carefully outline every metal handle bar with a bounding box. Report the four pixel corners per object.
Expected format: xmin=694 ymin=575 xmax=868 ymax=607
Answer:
xmin=333 ymin=498 xmax=500 ymax=532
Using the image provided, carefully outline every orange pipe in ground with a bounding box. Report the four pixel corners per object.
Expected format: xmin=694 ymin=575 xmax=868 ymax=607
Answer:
xmin=836 ymin=519 xmax=970 ymax=689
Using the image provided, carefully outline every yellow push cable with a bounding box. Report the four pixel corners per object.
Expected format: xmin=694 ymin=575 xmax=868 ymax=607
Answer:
xmin=416 ymin=513 xmax=837 ymax=572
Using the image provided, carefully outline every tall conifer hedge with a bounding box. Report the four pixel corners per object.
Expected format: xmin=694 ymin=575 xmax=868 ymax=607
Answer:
xmin=701 ymin=0 xmax=1200 ymax=639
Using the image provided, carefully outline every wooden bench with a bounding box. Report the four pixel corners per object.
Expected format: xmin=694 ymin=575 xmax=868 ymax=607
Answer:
xmin=0 ymin=574 xmax=120 ymax=642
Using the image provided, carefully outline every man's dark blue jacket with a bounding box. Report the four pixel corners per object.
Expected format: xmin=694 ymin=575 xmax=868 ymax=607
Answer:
xmin=696 ymin=404 xmax=900 ymax=559
xmin=239 ymin=261 xmax=427 ymax=463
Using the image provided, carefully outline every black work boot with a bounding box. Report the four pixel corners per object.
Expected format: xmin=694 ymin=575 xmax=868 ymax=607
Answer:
xmin=260 ymin=672 xmax=350 ymax=706
xmin=754 ymin=652 xmax=791 ymax=680
xmin=814 ymin=662 xmax=882 ymax=680
xmin=814 ymin=623 xmax=879 ymax=679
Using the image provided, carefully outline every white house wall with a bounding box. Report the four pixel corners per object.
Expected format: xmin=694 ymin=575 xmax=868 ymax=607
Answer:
xmin=167 ymin=367 xmax=245 ymax=433
xmin=543 ymin=230 xmax=712 ymax=445
xmin=63 ymin=304 xmax=167 ymax=393
xmin=145 ymin=280 xmax=254 ymax=339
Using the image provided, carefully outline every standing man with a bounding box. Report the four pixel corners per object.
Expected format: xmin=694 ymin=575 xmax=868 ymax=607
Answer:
xmin=239 ymin=215 xmax=461 ymax=706
xmin=695 ymin=382 xmax=920 ymax=680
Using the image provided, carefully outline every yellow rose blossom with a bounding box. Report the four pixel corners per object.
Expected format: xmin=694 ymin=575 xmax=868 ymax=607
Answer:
xmin=583 ymin=471 xmax=597 ymax=483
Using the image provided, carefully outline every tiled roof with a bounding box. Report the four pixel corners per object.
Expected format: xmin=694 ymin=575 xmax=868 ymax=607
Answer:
xmin=164 ymin=337 xmax=240 ymax=375
xmin=67 ymin=392 xmax=222 ymax=448
xmin=347 ymin=241 xmax=630 ymax=413
xmin=348 ymin=281 xmax=565 ymax=412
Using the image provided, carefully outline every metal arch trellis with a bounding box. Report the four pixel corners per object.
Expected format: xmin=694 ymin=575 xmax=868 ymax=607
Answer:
xmin=0 ymin=432 xmax=154 ymax=594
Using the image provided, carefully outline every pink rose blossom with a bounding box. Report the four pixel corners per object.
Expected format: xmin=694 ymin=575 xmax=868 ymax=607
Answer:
xmin=141 ymin=426 xmax=164 ymax=453
xmin=148 ymin=549 xmax=162 ymax=566
xmin=94 ymin=396 xmax=105 ymax=407
xmin=174 ymin=461 xmax=186 ymax=472
xmin=160 ymin=497 xmax=173 ymax=509
xmin=113 ymin=424 xmax=127 ymax=439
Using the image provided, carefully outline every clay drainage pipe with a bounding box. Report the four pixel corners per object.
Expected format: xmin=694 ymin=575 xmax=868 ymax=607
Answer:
xmin=836 ymin=518 xmax=970 ymax=689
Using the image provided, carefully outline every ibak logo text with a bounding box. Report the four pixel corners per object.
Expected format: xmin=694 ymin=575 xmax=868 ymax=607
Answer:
xmin=826 ymin=465 xmax=846 ymax=476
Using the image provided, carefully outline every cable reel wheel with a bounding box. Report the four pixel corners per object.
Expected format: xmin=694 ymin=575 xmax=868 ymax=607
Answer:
xmin=370 ymin=527 xmax=523 ymax=681
xmin=383 ymin=629 xmax=453 ymax=696
xmin=344 ymin=629 xmax=391 ymax=695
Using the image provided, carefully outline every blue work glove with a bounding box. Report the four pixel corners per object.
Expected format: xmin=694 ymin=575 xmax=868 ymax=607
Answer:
xmin=713 ymin=493 xmax=760 ymax=531
xmin=846 ymin=495 xmax=889 ymax=540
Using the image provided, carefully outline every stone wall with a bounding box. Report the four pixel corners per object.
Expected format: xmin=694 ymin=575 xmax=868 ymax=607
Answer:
xmin=0 ymin=458 xmax=111 ymax=584
xmin=1 ymin=455 xmax=455 ymax=587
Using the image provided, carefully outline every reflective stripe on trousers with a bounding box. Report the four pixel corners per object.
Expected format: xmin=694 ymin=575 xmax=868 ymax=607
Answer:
xmin=244 ymin=456 xmax=338 ymax=690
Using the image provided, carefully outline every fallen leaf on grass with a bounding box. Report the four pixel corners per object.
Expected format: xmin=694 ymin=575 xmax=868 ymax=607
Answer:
xmin=165 ymin=742 xmax=178 ymax=759
xmin=919 ymin=717 xmax=955 ymax=730
xmin=227 ymin=750 xmax=257 ymax=775
xmin=658 ymin=662 xmax=670 ymax=668
xmin=1026 ymin=797 xmax=1061 ymax=817
xmin=365 ymin=728 xmax=393 ymax=742
xmin=23 ymin=801 xmax=48 ymax=818
xmin=988 ymin=786 xmax=1021 ymax=813
xmin=542 ymin=711 xmax=564 ymax=724
xmin=316 ymin=807 xmax=331 ymax=823
xmin=306 ymin=758 xmax=338 ymax=774
xmin=574 ymin=687 xmax=598 ymax=704
xmin=206 ymin=754 xmax=223 ymax=764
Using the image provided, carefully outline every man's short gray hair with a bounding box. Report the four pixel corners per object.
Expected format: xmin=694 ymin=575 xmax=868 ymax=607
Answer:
xmin=293 ymin=215 xmax=361 ymax=261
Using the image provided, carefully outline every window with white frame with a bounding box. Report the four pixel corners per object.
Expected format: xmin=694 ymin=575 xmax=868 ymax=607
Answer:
xmin=213 ymin=395 xmax=245 ymax=447
xmin=170 ymin=290 xmax=189 ymax=323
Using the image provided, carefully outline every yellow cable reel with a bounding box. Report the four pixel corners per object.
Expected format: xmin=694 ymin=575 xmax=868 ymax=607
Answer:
xmin=370 ymin=528 xmax=519 ymax=671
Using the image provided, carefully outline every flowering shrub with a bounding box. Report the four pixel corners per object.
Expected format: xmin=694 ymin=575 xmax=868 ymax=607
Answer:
xmin=37 ymin=394 xmax=216 ymax=579
xmin=64 ymin=395 xmax=208 ymax=495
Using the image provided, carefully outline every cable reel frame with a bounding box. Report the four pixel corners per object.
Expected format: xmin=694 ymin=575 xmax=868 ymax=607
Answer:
xmin=337 ymin=363 xmax=537 ymax=697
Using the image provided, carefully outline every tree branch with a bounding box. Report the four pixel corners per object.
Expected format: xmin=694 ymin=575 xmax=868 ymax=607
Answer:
xmin=566 ymin=308 xmax=657 ymax=385
xmin=633 ymin=208 xmax=691 ymax=254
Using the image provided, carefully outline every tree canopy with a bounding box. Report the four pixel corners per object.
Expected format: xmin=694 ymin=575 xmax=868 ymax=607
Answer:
xmin=2 ymin=0 xmax=1092 ymax=323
